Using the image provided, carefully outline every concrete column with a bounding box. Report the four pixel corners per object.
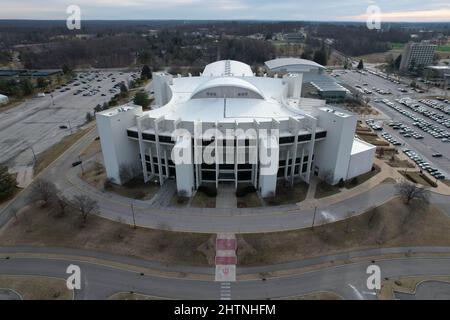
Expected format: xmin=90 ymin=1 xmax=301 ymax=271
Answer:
xmin=305 ymin=115 xmax=317 ymax=183
xmin=148 ymin=145 xmax=154 ymax=175
xmin=154 ymin=116 xmax=165 ymax=186
xmin=284 ymin=149 xmax=290 ymax=180
xmin=289 ymin=117 xmax=300 ymax=186
xmin=136 ymin=116 xmax=149 ymax=183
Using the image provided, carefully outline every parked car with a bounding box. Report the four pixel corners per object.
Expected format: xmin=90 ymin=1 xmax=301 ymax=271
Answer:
xmin=432 ymin=153 xmax=443 ymax=157
xmin=72 ymin=161 xmax=82 ymax=167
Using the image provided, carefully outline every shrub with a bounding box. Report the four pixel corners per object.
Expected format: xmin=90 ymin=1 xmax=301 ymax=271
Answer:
xmin=198 ymin=185 xmax=217 ymax=197
xmin=236 ymin=185 xmax=256 ymax=198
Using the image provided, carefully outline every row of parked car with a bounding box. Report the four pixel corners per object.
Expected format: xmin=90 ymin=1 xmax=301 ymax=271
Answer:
xmin=402 ymin=149 xmax=446 ymax=180
xmin=382 ymin=99 xmax=450 ymax=141
xmin=386 ymin=121 xmax=424 ymax=139
xmin=367 ymin=69 xmax=401 ymax=84
xmin=419 ymin=99 xmax=450 ymax=119
xmin=398 ymin=98 xmax=450 ymax=128
xmin=380 ymin=132 xmax=402 ymax=146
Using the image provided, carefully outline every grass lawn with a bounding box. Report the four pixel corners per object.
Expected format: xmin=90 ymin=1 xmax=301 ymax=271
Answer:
xmin=0 ymin=275 xmax=72 ymax=300
xmin=285 ymin=292 xmax=343 ymax=300
xmin=82 ymin=163 xmax=159 ymax=200
xmin=108 ymin=292 xmax=167 ymax=300
xmin=238 ymin=198 xmax=450 ymax=266
xmin=356 ymin=132 xmax=389 ymax=146
xmin=34 ymin=126 xmax=92 ymax=175
xmin=314 ymin=181 xmax=340 ymax=199
xmin=191 ymin=191 xmax=216 ymax=208
xmin=387 ymin=156 xmax=415 ymax=168
xmin=356 ymin=48 xmax=403 ymax=64
xmin=399 ymin=171 xmax=437 ymax=188
xmin=265 ymin=181 xmax=309 ymax=206
xmin=379 ymin=276 xmax=450 ymax=300
xmin=0 ymin=203 xmax=211 ymax=266
xmin=437 ymin=45 xmax=450 ymax=52
xmin=390 ymin=42 xmax=406 ymax=49
xmin=237 ymin=192 xmax=262 ymax=208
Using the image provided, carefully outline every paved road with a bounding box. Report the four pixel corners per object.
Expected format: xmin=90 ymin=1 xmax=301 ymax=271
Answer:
xmin=2 ymin=246 xmax=450 ymax=299
xmin=0 ymin=71 xmax=135 ymax=170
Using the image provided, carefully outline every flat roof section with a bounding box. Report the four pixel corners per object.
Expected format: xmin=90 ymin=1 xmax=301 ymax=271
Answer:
xmin=351 ymin=138 xmax=376 ymax=155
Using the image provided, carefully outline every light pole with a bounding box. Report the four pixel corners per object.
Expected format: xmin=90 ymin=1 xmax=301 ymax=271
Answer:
xmin=312 ymin=206 xmax=317 ymax=229
xmin=68 ymin=120 xmax=73 ymax=134
xmin=29 ymin=146 xmax=37 ymax=164
xmin=131 ymin=204 xmax=137 ymax=229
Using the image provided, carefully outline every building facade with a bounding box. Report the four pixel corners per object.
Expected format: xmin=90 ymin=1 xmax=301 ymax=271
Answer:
xmin=265 ymin=58 xmax=348 ymax=102
xmin=97 ymin=60 xmax=375 ymax=197
xmin=399 ymin=41 xmax=436 ymax=72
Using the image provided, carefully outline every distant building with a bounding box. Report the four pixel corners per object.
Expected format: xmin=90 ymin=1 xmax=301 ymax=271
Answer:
xmin=284 ymin=33 xmax=305 ymax=43
xmin=0 ymin=94 xmax=8 ymax=105
xmin=264 ymin=58 xmax=348 ymax=102
xmin=399 ymin=41 xmax=436 ymax=71
xmin=425 ymin=65 xmax=450 ymax=88
xmin=0 ymin=69 xmax=63 ymax=78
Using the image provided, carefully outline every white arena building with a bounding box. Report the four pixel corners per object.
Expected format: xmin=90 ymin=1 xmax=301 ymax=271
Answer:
xmin=96 ymin=60 xmax=375 ymax=197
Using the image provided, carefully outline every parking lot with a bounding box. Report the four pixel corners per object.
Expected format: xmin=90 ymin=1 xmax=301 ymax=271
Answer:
xmin=338 ymin=69 xmax=450 ymax=178
xmin=0 ymin=70 xmax=139 ymax=170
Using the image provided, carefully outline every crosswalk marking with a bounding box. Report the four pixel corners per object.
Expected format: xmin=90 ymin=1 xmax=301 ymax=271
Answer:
xmin=220 ymin=282 xmax=232 ymax=300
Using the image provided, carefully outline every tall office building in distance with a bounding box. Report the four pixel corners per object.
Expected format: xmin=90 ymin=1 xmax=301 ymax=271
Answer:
xmin=399 ymin=41 xmax=436 ymax=72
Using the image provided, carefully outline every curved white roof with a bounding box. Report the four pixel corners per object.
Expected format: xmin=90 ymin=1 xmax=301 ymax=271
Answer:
xmin=191 ymin=77 xmax=265 ymax=100
xmin=265 ymin=58 xmax=325 ymax=71
xmin=202 ymin=60 xmax=254 ymax=77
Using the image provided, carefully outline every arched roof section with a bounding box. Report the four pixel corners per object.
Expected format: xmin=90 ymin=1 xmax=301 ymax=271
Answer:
xmin=202 ymin=60 xmax=254 ymax=77
xmin=190 ymin=77 xmax=265 ymax=100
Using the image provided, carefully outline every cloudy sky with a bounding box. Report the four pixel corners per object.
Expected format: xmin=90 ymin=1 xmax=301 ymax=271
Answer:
xmin=1 ymin=0 xmax=449 ymax=21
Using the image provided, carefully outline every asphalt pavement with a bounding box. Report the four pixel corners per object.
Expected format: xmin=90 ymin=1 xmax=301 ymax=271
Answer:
xmin=2 ymin=246 xmax=450 ymax=299
xmin=337 ymin=69 xmax=450 ymax=177
xmin=0 ymin=71 xmax=136 ymax=170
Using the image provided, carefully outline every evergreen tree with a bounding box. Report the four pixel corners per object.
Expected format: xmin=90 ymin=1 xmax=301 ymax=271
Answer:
xmin=141 ymin=65 xmax=152 ymax=80
xmin=0 ymin=164 xmax=16 ymax=200
xmin=357 ymin=59 xmax=364 ymax=70
xmin=133 ymin=91 xmax=150 ymax=108
xmin=394 ymin=54 xmax=402 ymax=70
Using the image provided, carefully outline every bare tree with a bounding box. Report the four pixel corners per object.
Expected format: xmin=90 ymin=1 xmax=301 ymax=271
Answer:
xmin=30 ymin=179 xmax=57 ymax=207
xmin=55 ymin=194 xmax=69 ymax=217
xmin=71 ymin=195 xmax=99 ymax=225
xmin=395 ymin=181 xmax=430 ymax=205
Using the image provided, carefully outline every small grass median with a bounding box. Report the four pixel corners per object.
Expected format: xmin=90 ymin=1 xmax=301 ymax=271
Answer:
xmin=0 ymin=275 xmax=72 ymax=300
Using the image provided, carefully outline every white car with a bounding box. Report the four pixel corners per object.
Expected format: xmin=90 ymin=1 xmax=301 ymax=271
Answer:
xmin=37 ymin=93 xmax=46 ymax=98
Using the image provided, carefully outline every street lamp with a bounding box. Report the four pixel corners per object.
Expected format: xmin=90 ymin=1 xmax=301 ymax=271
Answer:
xmin=29 ymin=146 xmax=37 ymax=164
xmin=312 ymin=206 xmax=317 ymax=229
xmin=131 ymin=204 xmax=137 ymax=229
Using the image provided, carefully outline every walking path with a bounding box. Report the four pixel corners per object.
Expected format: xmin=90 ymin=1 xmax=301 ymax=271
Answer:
xmin=216 ymin=184 xmax=237 ymax=209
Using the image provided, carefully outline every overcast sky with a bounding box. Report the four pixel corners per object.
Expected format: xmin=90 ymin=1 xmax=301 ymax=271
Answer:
xmin=1 ymin=0 xmax=449 ymax=22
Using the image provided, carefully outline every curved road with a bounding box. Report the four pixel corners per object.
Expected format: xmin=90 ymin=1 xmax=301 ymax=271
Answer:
xmin=2 ymin=246 xmax=450 ymax=299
